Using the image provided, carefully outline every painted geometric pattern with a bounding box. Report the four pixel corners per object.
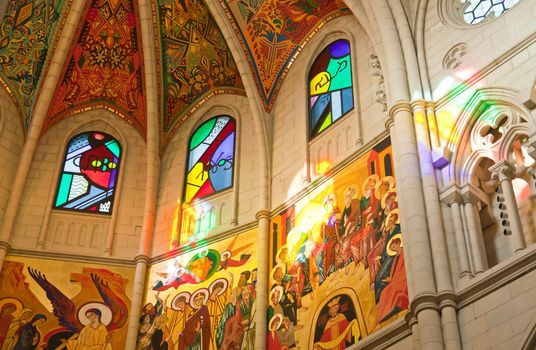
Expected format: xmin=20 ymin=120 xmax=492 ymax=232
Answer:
xmin=54 ymin=131 xmax=121 ymax=215
xmin=309 ymin=39 xmax=353 ymax=139
xmin=46 ymin=0 xmax=146 ymax=136
xmin=185 ymin=116 xmax=235 ymax=203
xmin=0 ymin=0 xmax=68 ymax=129
xmin=158 ymin=0 xmax=244 ymax=139
xmin=219 ymin=0 xmax=350 ymax=111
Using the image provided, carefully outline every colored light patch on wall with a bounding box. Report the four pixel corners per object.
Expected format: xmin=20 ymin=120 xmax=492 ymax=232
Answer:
xmin=0 ymin=0 xmax=68 ymax=129
xmin=309 ymin=39 xmax=353 ymax=139
xmin=184 ymin=116 xmax=235 ymax=203
xmin=54 ymin=132 xmax=122 ymax=215
xmin=158 ymin=0 xmax=244 ymax=142
xmin=219 ymin=0 xmax=350 ymax=111
xmin=45 ymin=0 xmax=146 ymax=137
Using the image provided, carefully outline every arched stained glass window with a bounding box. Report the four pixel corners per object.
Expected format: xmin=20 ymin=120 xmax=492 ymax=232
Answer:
xmin=184 ymin=116 xmax=236 ymax=203
xmin=54 ymin=132 xmax=121 ymax=215
xmin=309 ymin=39 xmax=354 ymax=139
xmin=462 ymin=0 xmax=520 ymax=24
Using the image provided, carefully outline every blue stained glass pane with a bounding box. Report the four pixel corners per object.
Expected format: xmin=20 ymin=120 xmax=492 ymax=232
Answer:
xmin=329 ymin=40 xmax=350 ymax=58
xmin=332 ymin=90 xmax=342 ymax=121
xmin=311 ymin=94 xmax=331 ymax=128
xmin=209 ymin=132 xmax=235 ymax=191
xmin=342 ymin=87 xmax=353 ymax=114
xmin=68 ymin=134 xmax=89 ymax=153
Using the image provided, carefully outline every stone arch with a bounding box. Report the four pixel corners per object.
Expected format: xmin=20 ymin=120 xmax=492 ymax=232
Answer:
xmin=307 ymin=287 xmax=368 ymax=349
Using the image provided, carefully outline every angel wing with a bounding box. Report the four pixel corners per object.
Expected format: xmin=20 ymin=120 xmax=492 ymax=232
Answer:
xmin=91 ymin=273 xmax=128 ymax=331
xmin=27 ymin=267 xmax=82 ymax=333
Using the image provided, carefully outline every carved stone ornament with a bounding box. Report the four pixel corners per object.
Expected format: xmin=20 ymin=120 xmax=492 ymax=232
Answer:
xmin=369 ymin=54 xmax=387 ymax=112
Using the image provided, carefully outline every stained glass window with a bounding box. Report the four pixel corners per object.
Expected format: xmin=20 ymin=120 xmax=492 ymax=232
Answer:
xmin=462 ymin=0 xmax=520 ymax=24
xmin=309 ymin=39 xmax=354 ymax=139
xmin=184 ymin=116 xmax=236 ymax=203
xmin=54 ymin=132 xmax=121 ymax=215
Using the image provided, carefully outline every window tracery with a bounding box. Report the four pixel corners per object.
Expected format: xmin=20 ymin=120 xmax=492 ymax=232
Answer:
xmin=184 ymin=116 xmax=236 ymax=203
xmin=54 ymin=132 xmax=121 ymax=215
xmin=309 ymin=39 xmax=354 ymax=139
xmin=462 ymin=0 xmax=520 ymax=24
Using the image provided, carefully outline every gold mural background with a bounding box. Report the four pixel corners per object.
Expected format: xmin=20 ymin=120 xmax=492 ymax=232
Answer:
xmin=140 ymin=229 xmax=258 ymax=350
xmin=0 ymin=256 xmax=134 ymax=349
xmin=268 ymin=138 xmax=407 ymax=349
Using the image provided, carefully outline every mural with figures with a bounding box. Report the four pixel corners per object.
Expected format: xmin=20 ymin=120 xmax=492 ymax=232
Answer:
xmin=140 ymin=229 xmax=257 ymax=350
xmin=0 ymin=256 xmax=134 ymax=349
xmin=268 ymin=138 xmax=407 ymax=349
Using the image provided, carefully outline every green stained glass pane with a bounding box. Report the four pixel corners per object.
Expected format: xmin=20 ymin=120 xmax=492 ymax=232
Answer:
xmin=105 ymin=140 xmax=121 ymax=157
xmin=326 ymin=55 xmax=352 ymax=91
xmin=56 ymin=174 xmax=72 ymax=206
xmin=318 ymin=113 xmax=332 ymax=133
xmin=190 ymin=119 xmax=216 ymax=149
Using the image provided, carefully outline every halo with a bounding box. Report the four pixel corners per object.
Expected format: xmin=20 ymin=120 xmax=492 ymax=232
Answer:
xmin=275 ymin=245 xmax=289 ymax=265
xmin=343 ymin=186 xmax=358 ymax=200
xmin=270 ymin=286 xmax=283 ymax=304
xmin=322 ymin=193 xmax=337 ymax=210
xmin=361 ymin=174 xmax=380 ymax=194
xmin=209 ymin=278 xmax=228 ymax=296
xmin=269 ymin=314 xmax=283 ymax=331
xmin=381 ymin=190 xmax=398 ymax=209
xmin=0 ymin=298 xmax=23 ymax=316
xmin=190 ymin=288 xmax=209 ymax=309
xmin=375 ymin=176 xmax=395 ymax=199
xmin=270 ymin=264 xmax=284 ymax=283
xmin=171 ymin=292 xmax=191 ymax=311
xmin=78 ymin=303 xmax=112 ymax=326
xmin=386 ymin=234 xmax=403 ymax=256
xmin=175 ymin=267 xmax=185 ymax=277
xmin=199 ymin=249 xmax=209 ymax=258
xmin=221 ymin=250 xmax=231 ymax=260
xmin=386 ymin=209 xmax=400 ymax=224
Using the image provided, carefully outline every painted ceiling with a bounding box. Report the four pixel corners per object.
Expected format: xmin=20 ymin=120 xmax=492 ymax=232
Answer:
xmin=158 ymin=0 xmax=244 ymax=143
xmin=0 ymin=0 xmax=68 ymax=130
xmin=46 ymin=0 xmax=146 ymax=137
xmin=0 ymin=0 xmax=350 ymax=143
xmin=219 ymin=0 xmax=350 ymax=110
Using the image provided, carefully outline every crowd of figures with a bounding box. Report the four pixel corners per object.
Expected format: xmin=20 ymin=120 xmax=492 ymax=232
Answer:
xmin=0 ymin=305 xmax=47 ymax=350
xmin=268 ymin=175 xmax=408 ymax=349
xmin=137 ymin=269 xmax=257 ymax=350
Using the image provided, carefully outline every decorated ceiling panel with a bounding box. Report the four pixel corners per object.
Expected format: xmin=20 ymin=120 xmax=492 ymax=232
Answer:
xmin=0 ymin=0 xmax=68 ymax=130
xmin=219 ymin=0 xmax=350 ymax=111
xmin=46 ymin=0 xmax=146 ymax=137
xmin=158 ymin=0 xmax=245 ymax=141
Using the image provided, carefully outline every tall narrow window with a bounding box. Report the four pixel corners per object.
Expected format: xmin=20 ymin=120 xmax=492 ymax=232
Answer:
xmin=462 ymin=0 xmax=520 ymax=24
xmin=309 ymin=39 xmax=354 ymax=139
xmin=54 ymin=132 xmax=121 ymax=215
xmin=184 ymin=116 xmax=236 ymax=203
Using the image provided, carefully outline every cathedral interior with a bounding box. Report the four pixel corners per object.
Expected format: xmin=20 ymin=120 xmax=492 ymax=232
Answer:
xmin=0 ymin=0 xmax=535 ymax=349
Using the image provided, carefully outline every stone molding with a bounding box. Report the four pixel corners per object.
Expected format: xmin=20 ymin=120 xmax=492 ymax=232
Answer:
xmin=410 ymin=292 xmax=441 ymax=317
xmin=0 ymin=240 xmax=10 ymax=251
xmin=388 ymin=100 xmax=412 ymax=121
xmin=134 ymin=254 xmax=150 ymax=264
xmin=255 ymin=210 xmax=270 ymax=221
xmin=490 ymin=160 xmax=516 ymax=181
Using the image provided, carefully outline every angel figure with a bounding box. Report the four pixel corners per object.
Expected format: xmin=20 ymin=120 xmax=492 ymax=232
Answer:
xmin=27 ymin=268 xmax=129 ymax=350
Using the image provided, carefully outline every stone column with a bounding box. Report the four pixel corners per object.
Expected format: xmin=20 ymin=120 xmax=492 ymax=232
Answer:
xmin=255 ymin=210 xmax=270 ymax=350
xmin=490 ymin=161 xmax=527 ymax=253
xmin=125 ymin=255 xmax=150 ymax=350
xmin=461 ymin=184 xmax=489 ymax=274
xmin=440 ymin=184 xmax=472 ymax=281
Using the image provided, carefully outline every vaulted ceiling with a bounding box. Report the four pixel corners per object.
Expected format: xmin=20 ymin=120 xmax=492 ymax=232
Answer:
xmin=0 ymin=0 xmax=349 ymax=146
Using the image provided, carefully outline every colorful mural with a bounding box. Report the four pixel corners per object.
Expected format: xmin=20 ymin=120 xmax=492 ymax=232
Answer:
xmin=0 ymin=0 xmax=68 ymax=129
xmin=45 ymin=0 xmax=146 ymax=137
xmin=219 ymin=0 xmax=350 ymax=111
xmin=54 ymin=131 xmax=122 ymax=215
xmin=158 ymin=0 xmax=245 ymax=142
xmin=268 ymin=138 xmax=407 ymax=349
xmin=185 ymin=116 xmax=236 ymax=203
xmin=139 ymin=229 xmax=257 ymax=349
xmin=0 ymin=256 xmax=134 ymax=349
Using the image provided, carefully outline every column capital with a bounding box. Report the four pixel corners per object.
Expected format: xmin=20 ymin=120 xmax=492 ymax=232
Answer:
xmin=489 ymin=160 xmax=515 ymax=181
xmin=410 ymin=99 xmax=427 ymax=111
xmin=384 ymin=117 xmax=395 ymax=131
xmin=255 ymin=210 xmax=271 ymax=221
xmin=439 ymin=182 xmax=463 ymax=205
xmin=410 ymin=292 xmax=440 ymax=317
xmin=134 ymin=254 xmax=150 ymax=264
xmin=526 ymin=132 xmax=536 ymax=160
xmin=388 ymin=100 xmax=412 ymax=120
xmin=460 ymin=183 xmax=488 ymax=205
